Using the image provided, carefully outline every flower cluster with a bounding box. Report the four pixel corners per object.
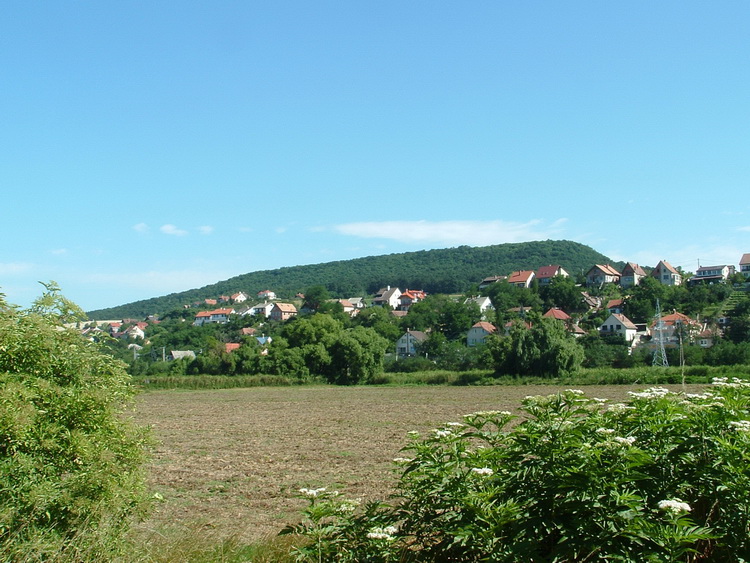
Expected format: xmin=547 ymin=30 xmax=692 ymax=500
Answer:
xmin=628 ymin=387 xmax=671 ymax=399
xmin=366 ymin=525 xmax=398 ymax=541
xmin=470 ymin=467 xmax=494 ymax=476
xmin=299 ymin=487 xmax=327 ymax=498
xmin=658 ymin=499 xmax=692 ymax=514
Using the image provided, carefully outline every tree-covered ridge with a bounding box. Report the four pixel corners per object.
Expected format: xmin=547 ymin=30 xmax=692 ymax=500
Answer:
xmin=87 ymin=239 xmax=615 ymax=319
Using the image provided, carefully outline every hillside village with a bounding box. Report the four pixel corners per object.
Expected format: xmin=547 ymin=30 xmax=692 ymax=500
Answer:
xmin=79 ymin=253 xmax=750 ymax=372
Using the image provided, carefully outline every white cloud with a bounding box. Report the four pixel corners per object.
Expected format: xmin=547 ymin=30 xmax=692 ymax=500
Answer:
xmin=198 ymin=225 xmax=214 ymax=235
xmin=133 ymin=222 xmax=150 ymax=234
xmin=50 ymin=248 xmax=68 ymax=256
xmin=0 ymin=262 xmax=33 ymax=275
xmin=332 ymin=219 xmax=566 ymax=246
xmin=738 ymin=225 xmax=750 ymax=232
xmin=160 ymin=224 xmax=188 ymax=236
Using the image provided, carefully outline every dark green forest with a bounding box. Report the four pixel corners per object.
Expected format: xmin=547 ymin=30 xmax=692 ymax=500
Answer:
xmin=87 ymin=240 xmax=616 ymax=319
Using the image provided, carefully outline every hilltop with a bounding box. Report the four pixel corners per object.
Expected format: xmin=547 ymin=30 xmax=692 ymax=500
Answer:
xmin=86 ymin=239 xmax=617 ymax=320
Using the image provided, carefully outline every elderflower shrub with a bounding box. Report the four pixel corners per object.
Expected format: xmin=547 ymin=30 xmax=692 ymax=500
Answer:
xmin=0 ymin=285 xmax=150 ymax=561
xmin=288 ymin=383 xmax=750 ymax=562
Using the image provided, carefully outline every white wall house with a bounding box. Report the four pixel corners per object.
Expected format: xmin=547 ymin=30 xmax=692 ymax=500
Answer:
xmin=600 ymin=313 xmax=638 ymax=343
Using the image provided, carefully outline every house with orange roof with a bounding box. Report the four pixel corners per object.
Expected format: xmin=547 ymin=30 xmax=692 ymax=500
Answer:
xmin=467 ymin=321 xmax=496 ymax=346
xmin=193 ymin=308 xmax=235 ymax=326
xmin=398 ymin=289 xmax=427 ymax=311
xmin=586 ymin=264 xmax=621 ymax=287
xmin=606 ymin=299 xmax=624 ymax=314
xmin=508 ymin=270 xmax=536 ymax=288
xmin=652 ymin=260 xmax=682 ymax=286
xmin=257 ymin=289 xmax=277 ymax=300
xmin=651 ymin=311 xmax=702 ymax=345
xmin=535 ymin=265 xmax=569 ymax=285
xmin=619 ymin=263 xmax=647 ymax=288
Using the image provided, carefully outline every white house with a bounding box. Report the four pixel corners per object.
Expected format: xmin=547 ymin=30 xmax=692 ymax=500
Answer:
xmin=600 ymin=313 xmax=638 ymax=343
xmin=586 ymin=264 xmax=621 ymax=287
xmin=689 ymin=265 xmax=735 ymax=285
xmin=465 ymin=296 xmax=495 ymax=317
xmin=373 ymin=286 xmax=402 ymax=309
xmin=652 ymin=260 xmax=682 ymax=286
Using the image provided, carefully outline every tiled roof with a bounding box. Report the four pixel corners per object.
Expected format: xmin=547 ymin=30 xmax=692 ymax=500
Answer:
xmin=543 ymin=308 xmax=571 ymax=320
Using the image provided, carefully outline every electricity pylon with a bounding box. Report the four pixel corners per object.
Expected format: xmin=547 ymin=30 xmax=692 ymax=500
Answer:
xmin=652 ymin=299 xmax=669 ymax=367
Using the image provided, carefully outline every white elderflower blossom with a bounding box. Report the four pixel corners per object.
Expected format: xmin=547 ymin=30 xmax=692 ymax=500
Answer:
xmin=658 ymin=499 xmax=692 ymax=514
xmin=609 ymin=403 xmax=634 ymax=412
xmin=613 ymin=436 xmax=636 ymax=446
xmin=434 ymin=429 xmax=453 ymax=438
xmin=628 ymin=387 xmax=671 ymax=399
xmin=367 ymin=526 xmax=398 ymax=541
xmin=470 ymin=467 xmax=494 ymax=476
xmin=596 ymin=428 xmax=616 ymax=435
xmin=446 ymin=421 xmax=464 ymax=428
xmin=729 ymin=420 xmax=750 ymax=432
xmin=393 ymin=457 xmax=413 ymax=463
xmin=566 ymin=389 xmax=585 ymax=395
xmin=299 ymin=487 xmax=326 ymax=498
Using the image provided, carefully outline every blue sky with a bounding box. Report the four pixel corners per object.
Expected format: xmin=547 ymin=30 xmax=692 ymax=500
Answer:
xmin=2 ymin=2 xmax=748 ymax=311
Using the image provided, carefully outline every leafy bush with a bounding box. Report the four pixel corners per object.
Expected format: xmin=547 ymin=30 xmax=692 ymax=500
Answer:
xmin=0 ymin=286 xmax=150 ymax=561
xmin=288 ymin=379 xmax=750 ymax=561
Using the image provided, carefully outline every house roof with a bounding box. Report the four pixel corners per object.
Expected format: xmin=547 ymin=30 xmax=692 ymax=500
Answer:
xmin=402 ymin=329 xmax=427 ymax=341
xmin=212 ymin=308 xmax=234 ymax=315
xmin=471 ymin=321 xmax=496 ymax=333
xmin=622 ymin=262 xmax=647 ymax=276
xmin=195 ymin=311 xmax=212 ymax=318
xmin=656 ymin=312 xmax=698 ymax=327
xmin=741 ymin=253 xmax=750 ymax=266
xmin=610 ymin=313 xmax=637 ymax=330
xmin=588 ymin=264 xmax=621 ymax=277
xmin=508 ymin=270 xmax=535 ymax=284
xmin=273 ymin=303 xmax=297 ymax=313
xmin=653 ymin=260 xmax=680 ymax=275
xmin=607 ymin=299 xmax=624 ymax=309
xmin=543 ymin=308 xmax=571 ymax=321
xmin=241 ymin=327 xmax=256 ymax=335
xmin=536 ymin=265 xmax=563 ymax=279
xmin=225 ymin=343 xmax=241 ymax=353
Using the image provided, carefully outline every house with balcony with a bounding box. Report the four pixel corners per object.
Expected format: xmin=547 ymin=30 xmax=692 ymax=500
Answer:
xmin=688 ymin=264 xmax=736 ymax=285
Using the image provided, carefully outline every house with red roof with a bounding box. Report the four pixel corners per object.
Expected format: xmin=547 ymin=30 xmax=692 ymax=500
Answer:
xmin=543 ymin=307 xmax=571 ymax=322
xmin=224 ymin=343 xmax=241 ymax=353
xmin=535 ymin=265 xmax=569 ymax=285
xmin=507 ymin=270 xmax=536 ymax=288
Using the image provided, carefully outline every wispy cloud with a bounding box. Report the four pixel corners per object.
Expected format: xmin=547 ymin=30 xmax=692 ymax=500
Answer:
xmin=0 ymin=262 xmax=34 ymax=275
xmin=160 ymin=224 xmax=189 ymax=236
xmin=198 ymin=225 xmax=214 ymax=235
xmin=332 ymin=219 xmax=566 ymax=246
xmin=133 ymin=222 xmax=150 ymax=234
xmin=50 ymin=248 xmax=68 ymax=256
xmin=738 ymin=226 xmax=750 ymax=232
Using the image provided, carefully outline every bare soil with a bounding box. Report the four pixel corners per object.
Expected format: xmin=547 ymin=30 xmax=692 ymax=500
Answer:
xmin=130 ymin=383 xmax=706 ymax=544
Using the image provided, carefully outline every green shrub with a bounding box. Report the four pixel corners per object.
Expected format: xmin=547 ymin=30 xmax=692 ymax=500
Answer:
xmin=0 ymin=285 xmax=150 ymax=561
xmin=288 ymin=378 xmax=750 ymax=561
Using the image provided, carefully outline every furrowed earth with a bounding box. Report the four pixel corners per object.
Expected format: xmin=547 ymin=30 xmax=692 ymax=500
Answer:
xmin=130 ymin=383 xmax=706 ymax=545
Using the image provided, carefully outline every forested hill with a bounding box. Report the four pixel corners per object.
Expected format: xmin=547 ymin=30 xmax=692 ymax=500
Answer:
xmin=86 ymin=240 xmax=616 ymax=320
